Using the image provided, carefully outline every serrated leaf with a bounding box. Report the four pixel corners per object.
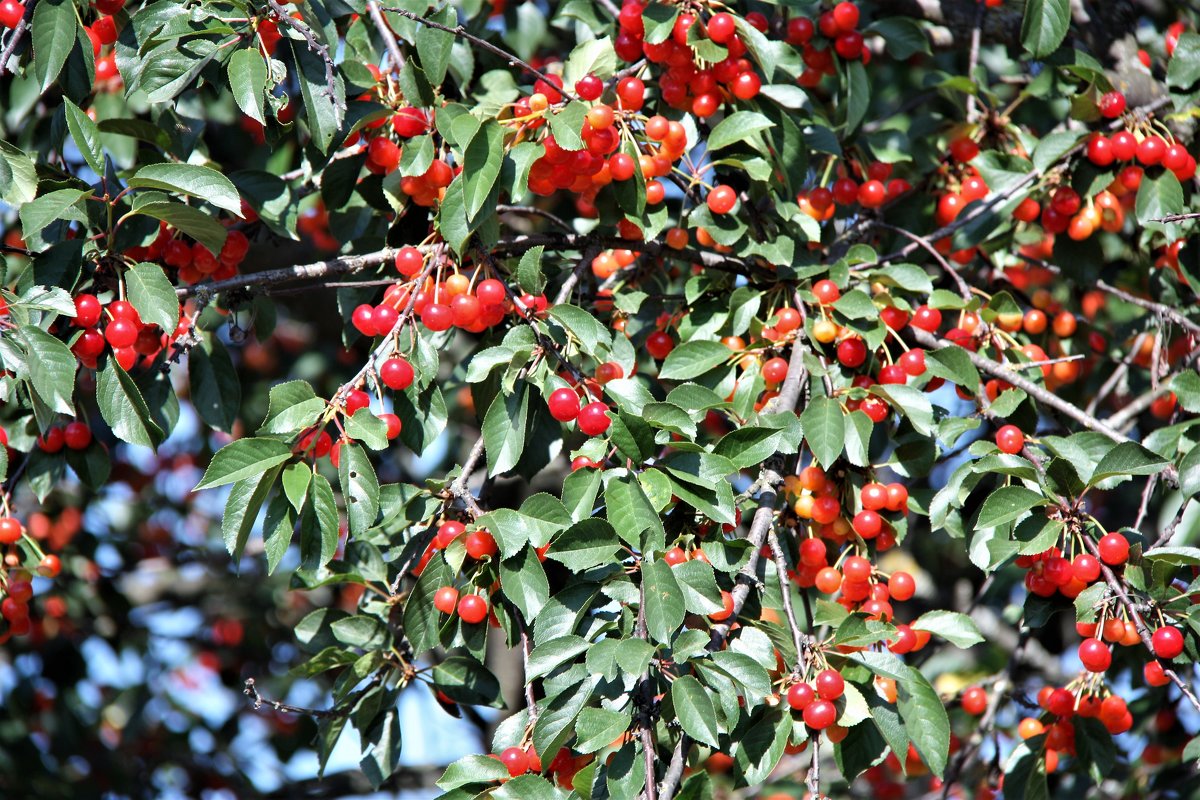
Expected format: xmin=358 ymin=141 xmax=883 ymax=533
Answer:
xmin=1021 ymin=0 xmax=1070 ymax=58
xmin=912 ymin=610 xmax=984 ymax=648
xmin=22 ymin=326 xmax=75 ymax=415
xmin=670 ymin=675 xmax=720 ymax=747
xmin=97 ymin=358 xmax=165 ymax=449
xmin=228 ymin=48 xmax=268 ymax=124
xmin=260 ymin=380 xmax=325 ymax=435
xmin=975 ymin=485 xmax=1048 ymax=529
xmin=482 ymin=386 xmax=529 ymax=476
xmin=643 ymin=558 xmax=685 ymax=645
xmin=195 ymin=437 xmax=293 ymax=490
xmin=658 ymin=340 xmax=731 ymax=380
xmin=126 ymin=262 xmax=179 ymax=333
xmin=189 ymin=336 xmax=241 ymax=433
xmin=62 ymin=99 xmax=104 ymax=174
xmin=708 ymin=111 xmax=773 ymax=151
xmin=222 ymin=465 xmax=282 ymax=560
xmin=801 ymin=395 xmax=845 ymax=469
xmin=128 ymin=163 xmax=242 ymax=216
xmin=339 ymin=442 xmax=379 ymax=536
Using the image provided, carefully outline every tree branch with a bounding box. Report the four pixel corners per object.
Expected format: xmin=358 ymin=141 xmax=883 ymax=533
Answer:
xmin=366 ymin=0 xmax=406 ymax=72
xmin=266 ymin=0 xmax=345 ymax=124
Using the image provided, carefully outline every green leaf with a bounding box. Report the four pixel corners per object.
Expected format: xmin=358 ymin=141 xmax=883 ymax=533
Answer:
xmin=339 ymin=443 xmax=379 ymax=536
xmin=801 ymin=395 xmax=845 ymax=469
xmin=300 ymin=473 xmax=339 ymax=570
xmin=32 ymin=0 xmax=77 ymax=91
xmin=263 ymin=493 xmax=296 ymax=574
xmin=438 ymin=755 xmax=512 ymax=790
xmin=563 ymin=37 xmax=617 ymax=85
xmin=260 ymin=380 xmax=325 ymax=435
xmin=1020 ymin=0 xmax=1070 ymax=58
xmin=498 ymin=545 xmax=550 ymax=619
xmin=22 ymin=326 xmax=75 ymax=415
xmin=912 ymin=610 xmax=984 ymax=648
xmin=658 ymin=340 xmax=731 ymax=380
xmin=547 ymin=304 xmax=610 ymax=354
xmin=897 ymin=665 xmax=951 ymax=778
xmin=223 ymin=466 xmax=283 ymax=560
xmin=642 ymin=558 xmax=685 ymax=644
xmin=432 ymin=656 xmax=505 ymax=707
xmin=0 ymin=140 xmax=38 ymax=206
xmin=527 ymin=636 xmax=590 ymax=680
xmin=670 ymin=675 xmax=720 ymax=747
xmin=517 ymin=245 xmax=545 ymax=295
xmin=865 ymin=17 xmax=931 ymax=59
xmin=128 ymin=163 xmax=242 ymax=216
xmin=360 ymin=708 xmax=401 ymax=789
xmin=605 ymin=472 xmax=667 ymax=552
xmin=19 ymin=189 xmax=89 ymax=243
xmin=548 ymin=101 xmax=588 ymax=151
xmin=1135 ymin=169 xmax=1184 ymax=226
xmin=189 ymin=336 xmax=241 ymax=433
xmin=1089 ymin=441 xmax=1170 ymax=485
xmin=1143 ymin=547 xmax=1200 ymax=566
xmin=547 ymin=518 xmax=621 ymax=571
xmin=463 ymin=120 xmax=505 ymax=219
xmin=975 ymin=485 xmax=1048 ymax=529
xmin=482 ymin=385 xmax=530 ymax=476
xmin=843 ymin=59 xmax=870 ymax=135
xmin=707 ymin=111 xmax=773 ymax=151
xmin=62 ymin=99 xmax=104 ymax=175
xmin=926 ymin=345 xmax=980 ymax=389
xmin=404 ymin=552 xmax=453 ymax=656
xmin=130 ymin=198 xmax=228 ymax=256
xmin=291 ymin=39 xmax=347 ymax=152
xmin=228 ymin=48 xmax=269 ymax=125
xmin=126 ymin=262 xmax=179 ymax=333
xmin=574 ymin=707 xmax=632 ymax=754
xmin=194 ymin=438 xmax=294 ymax=490
xmin=97 ymin=358 xmax=165 ymax=449
xmin=415 ymin=4 xmax=455 ymax=85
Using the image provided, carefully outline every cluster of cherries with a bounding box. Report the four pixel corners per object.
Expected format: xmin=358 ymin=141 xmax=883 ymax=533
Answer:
xmin=783 ymin=1 xmax=873 ymax=87
xmin=613 ymin=3 xmax=765 ymax=117
xmin=127 ymin=223 xmax=250 ymax=286
xmin=68 ymin=293 xmax=187 ymax=372
xmin=784 ymin=665 xmax=848 ymax=731
xmin=798 ymin=160 xmax=913 ymax=220
xmin=0 ymin=516 xmax=62 ymax=641
xmin=35 ymin=421 xmax=94 ymax=453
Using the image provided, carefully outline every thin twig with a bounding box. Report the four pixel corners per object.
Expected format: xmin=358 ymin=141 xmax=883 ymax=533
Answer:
xmin=367 ymin=0 xmax=406 ymax=73
xmin=873 ymin=221 xmax=971 ymax=302
xmin=381 ymin=6 xmax=577 ymax=101
xmin=244 ymin=677 xmax=346 ymax=719
xmin=767 ymin=529 xmax=809 ymax=672
xmin=965 ymin=1 xmax=985 ymax=123
xmin=177 ymin=248 xmax=399 ymax=297
xmin=266 ymin=0 xmax=344 ymax=124
xmin=447 ymin=435 xmax=487 ymax=517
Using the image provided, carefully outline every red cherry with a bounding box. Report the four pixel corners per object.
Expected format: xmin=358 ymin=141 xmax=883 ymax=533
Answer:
xmin=948 ymin=137 xmax=979 ymax=162
xmin=836 ymin=337 xmax=867 ymax=368
xmin=707 ymin=185 xmax=737 ymax=215
xmin=476 ymin=279 xmax=506 ymax=306
xmin=832 ymin=2 xmax=859 ymax=32
xmin=38 ymin=427 xmax=65 ymax=453
xmin=1152 ymin=626 xmax=1184 ymax=659
xmin=352 ymin=304 xmax=376 ymax=336
xmin=842 ymin=555 xmax=872 ymax=583
xmin=709 ymin=589 xmax=735 ymax=621
xmin=63 ymin=421 xmax=92 ymax=450
xmin=0 ymin=0 xmax=25 ymax=28
xmin=1097 ymin=533 xmax=1129 ymax=566
xmin=878 ymin=364 xmax=906 ymax=385
xmin=575 ymin=74 xmax=603 ymax=101
xmin=380 ymin=413 xmax=402 ymax=439
xmin=0 ymin=517 xmax=23 ymax=544
xmin=911 ymin=305 xmax=942 ymax=332
xmin=457 ymin=594 xmax=489 ymax=624
xmin=885 ymin=482 xmax=908 ymax=512
xmin=899 ymin=348 xmax=926 ymax=376
xmin=547 ymin=388 xmax=581 ymax=422
xmin=1099 ymin=91 xmax=1126 ymax=118
xmin=853 ymin=510 xmax=882 ymax=539
xmin=888 ymin=570 xmax=915 ymax=601
xmin=663 ymin=547 xmax=688 ymax=566
xmin=421 ymin=302 xmax=453 ymax=331
xmin=1072 ymin=554 xmax=1101 ymax=582
xmin=995 ymin=424 xmax=1024 ymax=454
xmin=1078 ymin=637 xmax=1112 ymax=673
xmin=433 ymin=586 xmax=459 ymax=614
xmin=74 ymin=294 xmax=102 ymax=327
xmin=799 ymin=537 xmax=826 ymax=567
xmin=787 ymin=17 xmax=814 ymax=44
xmin=762 ymin=357 xmax=788 ymax=384
xmin=803 ymin=699 xmax=837 ymax=730
xmin=786 ymin=682 xmax=815 ymax=711
xmin=1086 ymin=134 xmax=1114 ymax=166
xmin=616 ymin=76 xmax=645 ymax=110
xmin=812 ymin=279 xmax=840 ymax=305
xmin=105 ymin=318 xmax=139 ymax=348
xmin=465 ymin=530 xmax=498 ymax=560
xmin=344 ymin=389 xmax=370 ymax=417
xmin=647 ymin=330 xmax=675 ymax=360
xmin=1136 ymin=135 xmax=1166 ymax=166
xmin=395 ymin=246 xmax=424 ymax=276
xmin=578 ymin=402 xmax=611 ymax=436
xmin=707 ymin=11 xmax=736 ymax=43
xmin=380 ymin=357 xmax=415 ymax=391
xmin=500 ymin=746 xmax=530 ymax=777
xmin=815 ymin=668 xmax=845 ymax=700
xmin=1110 ymin=131 xmax=1137 ymax=161
xmin=37 ymin=554 xmax=61 ymax=578
xmin=961 ymin=686 xmax=987 ymax=715
xmin=435 ymin=521 xmax=465 ymax=548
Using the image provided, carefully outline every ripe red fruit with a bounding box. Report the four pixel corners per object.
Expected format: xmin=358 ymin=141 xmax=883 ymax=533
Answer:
xmin=885 ymin=482 xmax=908 ymax=512
xmin=878 ymin=364 xmax=906 ymax=385
xmin=1152 ymin=626 xmax=1184 ymax=659
xmin=707 ymin=185 xmax=737 ymax=215
xmin=962 ymin=686 xmax=987 ymax=715
xmin=911 ymin=305 xmax=942 ymax=332
xmin=1046 ymin=688 xmax=1075 ymax=717
xmin=1144 ymin=660 xmax=1171 ymax=687
xmin=663 ymin=547 xmax=688 ymax=566
xmin=899 ymin=348 xmax=927 ymax=376
xmin=395 ymin=246 xmax=424 ymax=276
xmin=421 ymin=303 xmax=453 ymax=331
xmin=352 ymin=304 xmax=376 ymax=336
xmin=465 ymin=530 xmax=498 ymax=560
xmin=995 ymin=424 xmax=1024 ymax=454
xmin=762 ymin=357 xmax=788 ymax=384
xmin=547 ymin=388 xmax=581 ymax=422
xmin=74 ymin=294 xmax=102 ymax=327
xmin=0 ymin=0 xmax=25 ymax=28
xmin=575 ymin=74 xmax=603 ymax=101
xmin=380 ymin=413 xmax=402 ymax=439
xmin=1078 ymin=637 xmax=1112 ymax=673
xmin=786 ymin=682 xmax=815 ymax=711
xmin=1099 ymin=90 xmax=1126 ymax=118
xmin=1097 ymin=533 xmax=1130 ymax=566
xmin=887 ymin=570 xmax=915 ymax=601
xmin=433 ymin=586 xmax=459 ymax=614
xmin=948 ymin=137 xmax=979 ymax=163
xmin=616 ymin=76 xmax=645 ymax=110
xmin=476 ymin=278 xmax=506 ymax=305
xmin=435 ymin=521 xmax=465 ymax=548
xmin=0 ymin=517 xmax=23 ymax=544
xmin=832 ymin=2 xmax=860 ymax=32
xmin=577 ymin=402 xmax=611 ymax=436
xmin=837 ymin=337 xmax=867 ymax=367
xmin=380 ymin=357 xmax=415 ymax=391
xmin=1136 ymin=135 xmax=1166 ymax=166
xmin=852 ymin=510 xmax=882 ymax=539
xmin=63 ymin=421 xmax=92 ymax=450
xmin=842 ymin=555 xmax=871 ymax=583
xmin=803 ymin=699 xmax=837 ymax=730
xmin=1072 ymin=554 xmax=1100 ymax=582
xmin=861 ymin=483 xmax=888 ymax=511
xmin=38 ymin=427 xmax=65 ymax=453
xmin=707 ymin=11 xmax=736 ymax=43
xmin=1110 ymin=130 xmax=1137 ymax=161
xmin=812 ymin=279 xmax=840 ymax=305
xmin=709 ymin=589 xmax=735 ymax=621
xmin=647 ymin=330 xmax=675 ymax=360
xmin=815 ymin=669 xmax=845 ymax=700
xmin=457 ymin=594 xmax=489 ymax=624
xmin=799 ymin=537 xmax=826 ymax=567
xmin=500 ymin=746 xmax=530 ymax=777
xmin=105 ymin=318 xmax=139 ymax=348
